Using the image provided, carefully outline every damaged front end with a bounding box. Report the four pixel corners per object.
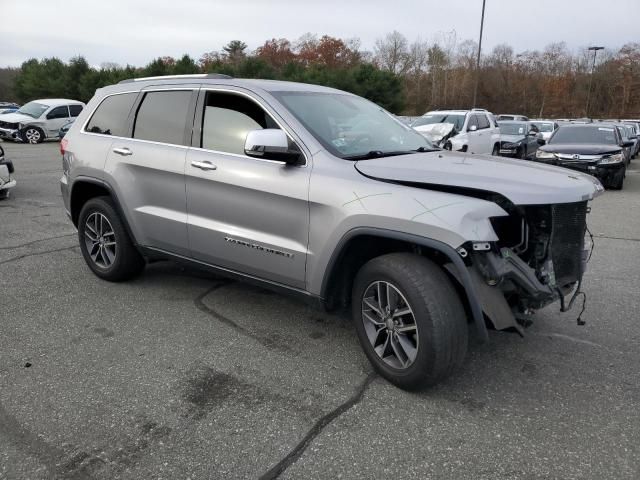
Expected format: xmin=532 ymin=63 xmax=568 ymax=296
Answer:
xmin=462 ymin=201 xmax=591 ymax=332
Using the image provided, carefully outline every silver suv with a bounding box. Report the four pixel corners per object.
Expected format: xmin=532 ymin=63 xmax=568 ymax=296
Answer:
xmin=61 ymin=74 xmax=603 ymax=390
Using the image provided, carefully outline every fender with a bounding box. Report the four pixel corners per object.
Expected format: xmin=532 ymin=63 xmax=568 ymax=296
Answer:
xmin=70 ymin=176 xmax=139 ymax=246
xmin=321 ymin=227 xmax=489 ymax=342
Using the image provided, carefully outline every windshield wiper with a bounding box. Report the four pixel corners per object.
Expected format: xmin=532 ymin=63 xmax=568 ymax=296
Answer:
xmin=345 ymin=147 xmax=438 ymax=160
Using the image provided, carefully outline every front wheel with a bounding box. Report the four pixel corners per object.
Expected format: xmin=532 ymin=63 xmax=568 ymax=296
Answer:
xmin=21 ymin=126 xmax=44 ymax=144
xmin=606 ymin=167 xmax=625 ymax=190
xmin=78 ymin=196 xmax=145 ymax=281
xmin=352 ymin=253 xmax=468 ymax=390
xmin=491 ymin=144 xmax=499 ymax=156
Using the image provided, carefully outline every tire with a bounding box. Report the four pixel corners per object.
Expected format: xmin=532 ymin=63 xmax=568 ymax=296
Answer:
xmin=606 ymin=167 xmax=625 ymax=190
xmin=443 ymin=142 xmax=452 ymax=151
xmin=491 ymin=144 xmax=499 ymax=156
xmin=0 ymin=189 xmax=8 ymax=200
xmin=77 ymin=196 xmax=145 ymax=281
xmin=351 ymin=253 xmax=468 ymax=390
xmin=21 ymin=126 xmax=45 ymax=144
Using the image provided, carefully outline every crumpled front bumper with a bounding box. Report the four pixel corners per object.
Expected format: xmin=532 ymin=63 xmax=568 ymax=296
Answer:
xmin=0 ymin=127 xmax=21 ymax=141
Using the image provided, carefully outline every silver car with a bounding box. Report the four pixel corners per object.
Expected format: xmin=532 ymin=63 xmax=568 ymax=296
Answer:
xmin=60 ymin=74 xmax=602 ymax=390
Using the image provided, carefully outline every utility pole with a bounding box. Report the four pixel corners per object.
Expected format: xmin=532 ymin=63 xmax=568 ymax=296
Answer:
xmin=472 ymin=0 xmax=486 ymax=108
xmin=585 ymin=46 xmax=604 ymax=117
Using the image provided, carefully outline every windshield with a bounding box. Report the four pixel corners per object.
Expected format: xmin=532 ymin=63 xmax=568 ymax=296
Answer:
xmin=412 ymin=114 xmax=465 ymax=131
xmin=16 ymin=101 xmax=48 ymax=119
xmin=499 ymin=123 xmax=528 ymax=135
xmin=550 ymin=126 xmax=617 ymax=145
xmin=273 ymin=92 xmax=433 ymax=158
xmin=531 ymin=122 xmax=554 ymax=132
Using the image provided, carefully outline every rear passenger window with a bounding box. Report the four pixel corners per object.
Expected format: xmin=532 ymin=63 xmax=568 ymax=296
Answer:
xmin=201 ymin=91 xmax=279 ymax=154
xmin=133 ymin=90 xmax=192 ymax=146
xmin=476 ymin=114 xmax=490 ymax=130
xmin=69 ymin=105 xmax=83 ymax=117
xmin=85 ymin=93 xmax=137 ymax=136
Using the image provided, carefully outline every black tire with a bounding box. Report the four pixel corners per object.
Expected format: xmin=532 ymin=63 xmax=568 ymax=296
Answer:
xmin=443 ymin=142 xmax=452 ymax=151
xmin=491 ymin=144 xmax=499 ymax=156
xmin=352 ymin=253 xmax=468 ymax=390
xmin=606 ymin=167 xmax=625 ymax=190
xmin=77 ymin=196 xmax=145 ymax=281
xmin=0 ymin=189 xmax=8 ymax=200
xmin=21 ymin=126 xmax=45 ymax=144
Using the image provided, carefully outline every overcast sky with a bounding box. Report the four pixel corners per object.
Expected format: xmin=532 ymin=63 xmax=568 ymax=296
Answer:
xmin=2 ymin=0 xmax=637 ymax=67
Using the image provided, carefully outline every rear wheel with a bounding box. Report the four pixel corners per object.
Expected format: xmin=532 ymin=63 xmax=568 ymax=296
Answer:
xmin=21 ymin=126 xmax=44 ymax=144
xmin=78 ymin=196 xmax=145 ymax=281
xmin=352 ymin=253 xmax=468 ymax=390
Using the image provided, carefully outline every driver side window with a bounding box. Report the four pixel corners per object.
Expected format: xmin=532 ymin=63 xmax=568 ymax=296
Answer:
xmin=201 ymin=92 xmax=279 ymax=155
xmin=466 ymin=115 xmax=478 ymax=132
xmin=47 ymin=106 xmax=70 ymax=120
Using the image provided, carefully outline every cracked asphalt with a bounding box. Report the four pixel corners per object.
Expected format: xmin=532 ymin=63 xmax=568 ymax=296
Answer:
xmin=1 ymin=141 xmax=639 ymax=479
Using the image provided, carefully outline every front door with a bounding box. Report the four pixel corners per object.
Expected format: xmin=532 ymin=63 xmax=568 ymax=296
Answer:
xmin=185 ymin=88 xmax=310 ymax=289
xmin=45 ymin=105 xmax=71 ymax=137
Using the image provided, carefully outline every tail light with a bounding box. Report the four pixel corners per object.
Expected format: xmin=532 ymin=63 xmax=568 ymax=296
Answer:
xmin=60 ymin=138 xmax=68 ymax=156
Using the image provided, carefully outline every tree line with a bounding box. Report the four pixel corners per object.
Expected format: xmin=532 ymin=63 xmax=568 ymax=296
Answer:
xmin=1 ymin=32 xmax=639 ymax=118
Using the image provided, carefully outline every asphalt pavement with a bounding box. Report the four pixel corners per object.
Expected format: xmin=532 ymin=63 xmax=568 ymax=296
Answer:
xmin=1 ymin=141 xmax=639 ymax=480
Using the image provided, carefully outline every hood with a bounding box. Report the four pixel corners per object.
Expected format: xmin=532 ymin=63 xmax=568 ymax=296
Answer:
xmin=540 ymin=143 xmax=621 ymax=155
xmin=0 ymin=112 xmax=36 ymax=123
xmin=414 ymin=123 xmax=456 ymax=142
xmin=354 ymin=151 xmax=602 ymax=206
xmin=499 ymin=134 xmax=526 ymax=143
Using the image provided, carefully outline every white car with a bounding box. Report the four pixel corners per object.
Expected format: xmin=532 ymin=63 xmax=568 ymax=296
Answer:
xmin=411 ymin=109 xmax=501 ymax=155
xmin=0 ymin=145 xmax=15 ymax=199
xmin=0 ymin=99 xmax=85 ymax=144
xmin=530 ymin=120 xmax=559 ymax=142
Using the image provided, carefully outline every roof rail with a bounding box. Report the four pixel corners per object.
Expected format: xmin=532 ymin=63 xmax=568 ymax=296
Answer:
xmin=118 ymin=73 xmax=232 ymax=84
xmin=471 ymin=108 xmax=488 ymax=112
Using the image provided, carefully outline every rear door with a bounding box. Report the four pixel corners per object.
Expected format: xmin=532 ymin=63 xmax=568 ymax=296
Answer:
xmin=104 ymin=88 xmax=197 ymax=256
xmin=185 ymin=87 xmax=310 ymax=289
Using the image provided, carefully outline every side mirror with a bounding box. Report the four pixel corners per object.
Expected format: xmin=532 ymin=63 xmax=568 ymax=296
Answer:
xmin=629 ymin=135 xmax=638 ymax=140
xmin=536 ymin=138 xmax=546 ymax=145
xmin=622 ymin=140 xmax=634 ymax=148
xmin=244 ymin=129 xmax=303 ymax=165
xmin=469 ymin=125 xmax=477 ymax=132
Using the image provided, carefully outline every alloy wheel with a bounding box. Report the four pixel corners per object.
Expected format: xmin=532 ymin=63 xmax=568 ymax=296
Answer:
xmin=84 ymin=212 xmax=117 ymax=268
xmin=24 ymin=128 xmax=41 ymax=144
xmin=361 ymin=281 xmax=419 ymax=369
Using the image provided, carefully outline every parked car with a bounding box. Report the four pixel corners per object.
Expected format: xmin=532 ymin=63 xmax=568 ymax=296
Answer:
xmin=530 ymin=120 xmax=559 ymax=141
xmin=618 ymin=123 xmax=638 ymax=158
xmin=534 ymin=123 xmax=632 ymax=189
xmin=411 ymin=109 xmax=501 ymax=154
xmin=61 ymin=74 xmax=602 ymax=390
xmin=0 ymin=102 xmax=20 ymax=114
xmin=0 ymin=145 xmax=16 ymax=199
xmin=498 ymin=121 xmax=545 ymax=159
xmin=0 ymin=99 xmax=85 ymax=143
xmin=497 ymin=114 xmax=529 ymax=122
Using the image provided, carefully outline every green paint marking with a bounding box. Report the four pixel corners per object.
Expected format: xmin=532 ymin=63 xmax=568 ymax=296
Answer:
xmin=342 ymin=191 xmax=392 ymax=208
xmin=411 ymin=199 xmax=464 ymax=221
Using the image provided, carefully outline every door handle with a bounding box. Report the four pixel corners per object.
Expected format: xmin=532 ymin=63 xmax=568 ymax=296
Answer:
xmin=191 ymin=160 xmax=217 ymax=171
xmin=113 ymin=147 xmax=132 ymax=156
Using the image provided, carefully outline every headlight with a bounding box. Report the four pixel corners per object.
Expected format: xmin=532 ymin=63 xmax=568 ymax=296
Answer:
xmin=598 ymin=153 xmax=624 ymax=164
xmin=536 ymin=150 xmax=555 ymax=159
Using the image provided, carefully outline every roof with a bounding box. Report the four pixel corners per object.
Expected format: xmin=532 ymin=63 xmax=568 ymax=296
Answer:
xmin=112 ymin=74 xmax=346 ymax=95
xmin=31 ymin=98 xmax=85 ymax=106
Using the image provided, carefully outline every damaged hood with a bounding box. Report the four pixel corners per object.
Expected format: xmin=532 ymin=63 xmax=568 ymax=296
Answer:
xmin=413 ymin=123 xmax=456 ymax=142
xmin=354 ymin=151 xmax=603 ymax=205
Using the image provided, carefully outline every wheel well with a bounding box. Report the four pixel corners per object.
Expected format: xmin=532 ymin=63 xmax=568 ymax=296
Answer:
xmin=70 ymin=181 xmax=110 ymax=226
xmin=322 ymin=234 xmax=454 ymax=311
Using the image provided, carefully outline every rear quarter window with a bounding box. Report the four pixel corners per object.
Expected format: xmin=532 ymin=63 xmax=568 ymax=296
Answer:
xmin=85 ymin=93 xmax=137 ymax=137
xmin=69 ymin=105 xmax=83 ymax=117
